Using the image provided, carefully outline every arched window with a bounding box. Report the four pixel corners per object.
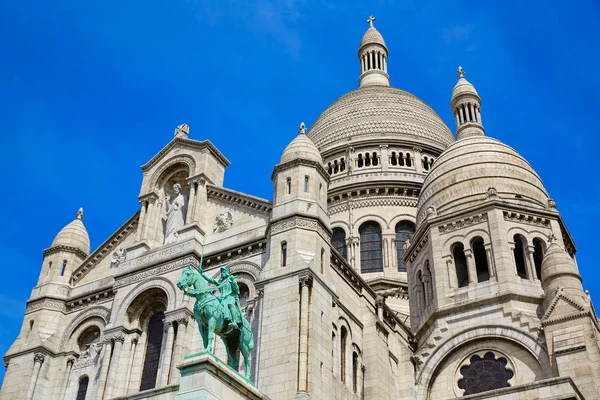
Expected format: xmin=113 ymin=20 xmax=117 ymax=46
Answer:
xmin=140 ymin=312 xmax=165 ymax=391
xmin=405 ymin=153 xmax=412 ymax=167
xmin=372 ymin=152 xmax=378 ymax=166
xmin=281 ymin=242 xmax=288 ymax=267
xmin=238 ymin=283 xmax=250 ymax=308
xmin=352 ymin=352 xmax=359 ymax=393
xmin=331 ymin=228 xmax=347 ymax=260
xmin=365 ymin=153 xmax=371 ymax=167
xmin=395 ymin=221 xmax=415 ymax=272
xmin=328 ymin=162 xmax=333 ymax=175
xmin=399 ymin=152 xmax=405 ymax=166
xmin=340 ymin=158 xmax=346 ymax=172
xmin=286 ymin=178 xmax=291 ymax=194
xmin=419 ymin=270 xmax=427 ymax=308
xmin=390 ymin=152 xmax=397 ymax=165
xmin=513 ymin=235 xmax=528 ymax=279
xmin=453 ymin=243 xmax=469 ymax=288
xmin=320 ymin=248 xmax=325 ymax=274
xmin=61 ymin=260 xmax=67 ymax=276
xmin=360 ymin=222 xmax=383 ymax=273
xmin=423 ymin=156 xmax=429 ymax=171
xmin=304 ymin=176 xmax=309 ymax=192
xmin=333 ymin=160 xmax=339 ymax=174
xmin=46 ymin=261 xmax=52 ymax=277
xmin=471 ymin=237 xmax=490 ymax=282
xmin=357 ymin=154 xmax=364 ymax=168
xmin=340 ymin=326 xmax=347 ymax=382
xmin=76 ymin=376 xmax=89 ymax=400
xmin=533 ymin=238 xmax=545 ymax=280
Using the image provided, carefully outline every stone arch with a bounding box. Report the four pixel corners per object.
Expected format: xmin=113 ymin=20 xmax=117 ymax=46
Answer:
xmin=417 ymin=325 xmax=552 ymax=397
xmin=389 ymin=214 xmax=416 ymax=230
xmin=330 ymin=220 xmax=350 ymax=232
xmin=336 ymin=316 xmax=354 ymax=340
xmin=147 ymin=155 xmax=196 ymax=192
xmin=227 ymin=261 xmax=262 ymax=280
xmin=442 ymin=232 xmax=468 ymax=251
xmin=464 ymin=228 xmax=492 ymax=245
xmin=112 ymin=277 xmax=177 ymax=328
xmin=353 ymin=214 xmax=389 ymax=235
xmin=59 ymin=306 xmax=110 ymax=350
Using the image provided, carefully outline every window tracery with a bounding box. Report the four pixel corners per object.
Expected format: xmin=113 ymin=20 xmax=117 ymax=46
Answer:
xmin=359 ymin=222 xmax=383 ymax=273
xmin=457 ymin=352 xmax=514 ymax=395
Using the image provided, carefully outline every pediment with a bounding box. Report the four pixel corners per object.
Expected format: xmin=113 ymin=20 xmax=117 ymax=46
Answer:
xmin=141 ymin=138 xmax=229 ymax=173
xmin=542 ymin=288 xmax=588 ymax=322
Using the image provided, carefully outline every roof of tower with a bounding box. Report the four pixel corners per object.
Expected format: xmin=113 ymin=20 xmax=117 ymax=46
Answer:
xmin=451 ymin=66 xmax=479 ymax=100
xmin=416 ymin=136 xmax=549 ymax=226
xmin=308 ymin=86 xmax=455 ymax=153
xmin=51 ymin=208 xmax=91 ymax=255
xmin=541 ymin=241 xmax=579 ymax=279
xmin=359 ymin=26 xmax=387 ymax=50
xmin=280 ymin=123 xmax=322 ymax=164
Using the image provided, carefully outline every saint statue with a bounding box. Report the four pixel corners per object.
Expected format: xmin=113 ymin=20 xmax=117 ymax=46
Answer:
xmin=201 ymin=266 xmax=244 ymax=328
xmin=164 ymin=183 xmax=186 ymax=244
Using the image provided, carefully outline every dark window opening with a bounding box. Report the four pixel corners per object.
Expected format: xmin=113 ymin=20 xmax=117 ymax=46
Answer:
xmin=352 ymin=352 xmax=359 ymax=393
xmin=533 ymin=238 xmax=545 ymax=280
xmin=372 ymin=152 xmax=378 ymax=166
xmin=61 ymin=261 xmax=67 ymax=276
xmin=340 ymin=327 xmax=347 ymax=382
xmin=472 ymin=237 xmax=490 ymax=282
xmin=332 ymin=228 xmax=347 ymax=260
xmin=340 ymin=158 xmax=346 ymax=172
xmin=281 ymin=242 xmax=288 ymax=267
xmin=391 ymin=152 xmax=397 ymax=165
xmin=76 ymin=376 xmax=89 ymax=400
xmin=513 ymin=235 xmax=528 ymax=279
xmin=140 ymin=312 xmax=165 ymax=391
xmin=458 ymin=352 xmax=513 ymax=395
xmin=405 ymin=153 xmax=412 ymax=167
xmin=286 ymin=178 xmax=291 ymax=194
xmin=395 ymin=221 xmax=415 ymax=272
xmin=453 ymin=243 xmax=469 ymax=288
xmin=357 ymin=154 xmax=364 ymax=168
xmin=360 ymin=222 xmax=383 ymax=273
xmin=365 ymin=153 xmax=371 ymax=167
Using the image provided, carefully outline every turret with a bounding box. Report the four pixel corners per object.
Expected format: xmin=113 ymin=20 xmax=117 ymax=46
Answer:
xmin=38 ymin=208 xmax=90 ymax=285
xmin=358 ymin=16 xmax=390 ymax=88
xmin=450 ymin=66 xmax=485 ymax=139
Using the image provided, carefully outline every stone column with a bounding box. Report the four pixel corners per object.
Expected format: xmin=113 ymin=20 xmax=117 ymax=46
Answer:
xmin=171 ymin=318 xmax=188 ymax=383
xmin=383 ymin=56 xmax=387 ymax=72
xmin=468 ymin=103 xmax=474 ymax=122
xmin=298 ymin=276 xmax=312 ymax=392
xmin=124 ymin=335 xmax=139 ymax=395
xmin=526 ymin=246 xmax=538 ymax=280
xmin=476 ymin=107 xmax=482 ymax=124
xmin=185 ymin=182 xmax=197 ymax=225
xmin=25 ymin=353 xmax=44 ymax=400
xmin=151 ymin=200 xmax=163 ymax=243
xmin=60 ymin=357 xmax=75 ymax=399
xmin=192 ymin=179 xmax=206 ymax=225
xmin=160 ymin=322 xmax=176 ymax=386
xmin=461 ymin=104 xmax=467 ymax=124
xmin=135 ymin=200 xmax=147 ymax=241
xmin=464 ymin=249 xmax=477 ymax=285
xmin=446 ymin=258 xmax=458 ymax=288
xmin=413 ymin=148 xmax=422 ymax=173
xmin=128 ymin=331 xmax=146 ymax=395
xmin=454 ymin=111 xmax=460 ymax=127
xmin=379 ymin=145 xmax=388 ymax=171
xmin=95 ymin=340 xmax=113 ymax=400
xmin=104 ymin=335 xmax=124 ymax=399
xmin=484 ymin=244 xmax=495 ymax=279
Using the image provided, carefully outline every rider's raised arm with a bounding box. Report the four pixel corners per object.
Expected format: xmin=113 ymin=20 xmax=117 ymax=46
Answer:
xmin=200 ymin=271 xmax=220 ymax=285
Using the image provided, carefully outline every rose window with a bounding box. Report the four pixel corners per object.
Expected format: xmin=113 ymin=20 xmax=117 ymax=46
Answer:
xmin=457 ymin=352 xmax=514 ymax=395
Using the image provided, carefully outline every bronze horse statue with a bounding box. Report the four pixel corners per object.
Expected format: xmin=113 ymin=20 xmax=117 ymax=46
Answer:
xmin=176 ymin=266 xmax=254 ymax=379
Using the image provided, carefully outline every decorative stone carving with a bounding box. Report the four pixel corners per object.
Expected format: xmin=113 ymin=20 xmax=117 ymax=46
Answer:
xmin=164 ymin=183 xmax=186 ymax=244
xmin=33 ymin=353 xmax=45 ymax=364
xmin=426 ymin=205 xmax=437 ymax=219
xmin=115 ymin=254 xmax=198 ymax=288
xmin=26 ymin=298 xmax=67 ymax=314
xmin=485 ymin=186 xmax=498 ymax=199
xmin=213 ymin=212 xmax=233 ymax=233
xmin=110 ymin=248 xmax=127 ymax=268
xmin=439 ymin=213 xmax=488 ymax=234
xmin=548 ymin=198 xmax=557 ymax=209
xmin=403 ymin=239 xmax=411 ymax=250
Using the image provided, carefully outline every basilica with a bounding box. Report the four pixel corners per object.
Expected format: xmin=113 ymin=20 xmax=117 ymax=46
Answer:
xmin=1 ymin=18 xmax=598 ymax=400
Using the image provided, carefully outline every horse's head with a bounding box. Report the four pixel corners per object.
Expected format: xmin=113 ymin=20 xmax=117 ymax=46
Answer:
xmin=176 ymin=266 xmax=198 ymax=290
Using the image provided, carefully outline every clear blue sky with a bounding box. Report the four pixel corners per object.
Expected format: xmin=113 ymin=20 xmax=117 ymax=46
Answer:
xmin=1 ymin=0 xmax=599 ymax=383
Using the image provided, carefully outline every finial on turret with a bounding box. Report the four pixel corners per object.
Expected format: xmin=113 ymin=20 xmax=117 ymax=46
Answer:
xmin=174 ymin=123 xmax=190 ymax=138
xmin=457 ymin=66 xmax=465 ymax=79
xmin=76 ymin=208 xmax=84 ymax=220
xmin=367 ymin=15 xmax=376 ymax=28
xmin=298 ymin=122 xmax=306 ymax=135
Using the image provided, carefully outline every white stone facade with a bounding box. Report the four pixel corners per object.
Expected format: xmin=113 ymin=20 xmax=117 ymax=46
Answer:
xmin=1 ymin=19 xmax=598 ymax=400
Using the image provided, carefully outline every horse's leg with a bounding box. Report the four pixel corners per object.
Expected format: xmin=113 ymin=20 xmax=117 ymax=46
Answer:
xmin=223 ymin=336 xmax=237 ymax=369
xmin=206 ymin=317 xmax=216 ymax=353
xmin=195 ymin=306 xmax=209 ymax=350
xmin=240 ymin=334 xmax=251 ymax=379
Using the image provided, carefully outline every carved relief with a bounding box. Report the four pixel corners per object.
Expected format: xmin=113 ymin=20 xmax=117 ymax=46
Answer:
xmin=110 ymin=248 xmax=127 ymax=268
xmin=213 ymin=212 xmax=233 ymax=233
xmin=115 ymin=255 xmax=198 ymax=288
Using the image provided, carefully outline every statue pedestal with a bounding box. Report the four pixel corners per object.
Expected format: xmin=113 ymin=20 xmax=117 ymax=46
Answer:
xmin=176 ymin=351 xmax=267 ymax=400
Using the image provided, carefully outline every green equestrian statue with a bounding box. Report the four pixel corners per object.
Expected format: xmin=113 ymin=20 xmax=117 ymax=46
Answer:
xmin=200 ymin=266 xmax=244 ymax=329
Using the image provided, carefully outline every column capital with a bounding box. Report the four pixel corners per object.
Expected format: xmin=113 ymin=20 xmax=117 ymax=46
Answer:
xmin=66 ymin=357 xmax=75 ymax=367
xmin=131 ymin=334 xmax=140 ymax=344
xmin=138 ymin=192 xmax=158 ymax=205
xmin=412 ymin=147 xmax=422 ymax=153
xmin=299 ymin=275 xmax=313 ymax=288
xmin=33 ymin=353 xmax=45 ymax=364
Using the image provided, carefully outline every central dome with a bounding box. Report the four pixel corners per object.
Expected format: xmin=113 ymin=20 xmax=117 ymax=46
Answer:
xmin=308 ymin=86 xmax=455 ymax=154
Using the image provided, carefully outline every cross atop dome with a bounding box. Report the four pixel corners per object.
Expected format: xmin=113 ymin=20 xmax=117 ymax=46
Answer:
xmin=457 ymin=66 xmax=465 ymax=79
xmin=298 ymin=122 xmax=306 ymax=135
xmin=367 ymin=15 xmax=376 ymax=28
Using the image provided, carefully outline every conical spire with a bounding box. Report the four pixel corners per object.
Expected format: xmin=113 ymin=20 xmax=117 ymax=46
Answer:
xmin=450 ymin=66 xmax=485 ymax=139
xmin=358 ymin=16 xmax=390 ymax=88
xmin=51 ymin=207 xmax=90 ymax=255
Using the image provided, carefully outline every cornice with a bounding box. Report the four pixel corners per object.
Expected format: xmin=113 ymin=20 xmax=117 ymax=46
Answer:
xmin=269 ymin=215 xmax=332 ymax=242
xmin=141 ymin=137 xmax=230 ymax=171
xmin=66 ymin=288 xmax=116 ymax=312
xmin=271 ymin=158 xmax=330 ymax=183
xmin=26 ymin=297 xmax=67 ymax=314
xmin=206 ymin=184 xmax=272 ymax=214
xmin=115 ymin=254 xmax=199 ymax=288
xmin=43 ymin=245 xmax=88 ymax=260
xmin=202 ymin=238 xmax=266 ymax=270
xmin=71 ymin=211 xmax=140 ymax=284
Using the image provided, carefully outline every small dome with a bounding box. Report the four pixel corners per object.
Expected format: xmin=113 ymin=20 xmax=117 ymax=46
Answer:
xmin=51 ymin=208 xmax=90 ymax=255
xmin=359 ymin=27 xmax=387 ymax=50
xmin=280 ymin=125 xmax=322 ymax=164
xmin=452 ymin=77 xmax=479 ymax=100
xmin=416 ymin=136 xmax=548 ymax=226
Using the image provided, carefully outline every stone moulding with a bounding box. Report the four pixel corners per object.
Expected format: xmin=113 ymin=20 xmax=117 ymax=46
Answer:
xmin=438 ymin=213 xmax=488 ymax=234
xmin=408 ymin=233 xmax=429 ymax=262
xmin=26 ymin=298 xmax=67 ymax=314
xmin=141 ymin=137 xmax=230 ymax=172
xmin=503 ymin=211 xmax=550 ymax=227
xmin=270 ymin=216 xmax=331 ymax=242
xmin=71 ymin=212 xmax=139 ymax=284
xmin=270 ymin=158 xmax=330 ymax=183
xmin=207 ymin=184 xmax=272 ymax=214
xmin=330 ymin=251 xmax=364 ymax=295
xmin=66 ymin=289 xmax=115 ymax=312
xmin=117 ymin=239 xmax=196 ymax=273
xmin=115 ymin=255 xmax=199 ymax=288
xmin=202 ymin=240 xmax=266 ymax=269
xmin=43 ymin=245 xmax=87 ymax=260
